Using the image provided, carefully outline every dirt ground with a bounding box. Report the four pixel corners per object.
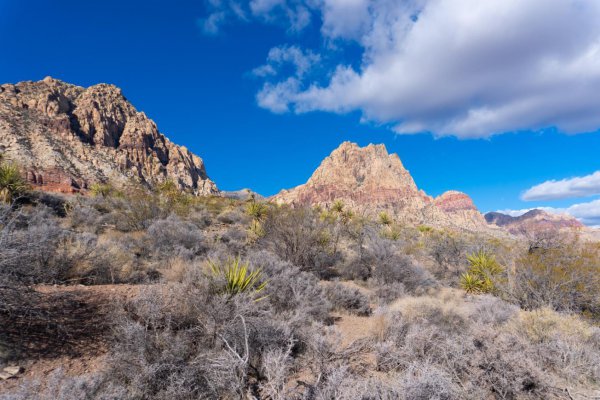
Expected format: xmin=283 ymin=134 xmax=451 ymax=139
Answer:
xmin=0 ymin=284 xmax=141 ymax=393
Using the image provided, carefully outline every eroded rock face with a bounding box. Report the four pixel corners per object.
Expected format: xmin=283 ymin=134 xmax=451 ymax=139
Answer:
xmin=0 ymin=77 xmax=218 ymax=195
xmin=273 ymin=142 xmax=488 ymax=231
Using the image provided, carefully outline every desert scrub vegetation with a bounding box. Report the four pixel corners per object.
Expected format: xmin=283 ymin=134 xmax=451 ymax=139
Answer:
xmin=0 ymin=158 xmax=29 ymax=204
xmin=2 ymin=187 xmax=600 ymax=399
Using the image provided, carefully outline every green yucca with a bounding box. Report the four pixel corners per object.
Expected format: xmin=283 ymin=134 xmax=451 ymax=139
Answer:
xmin=467 ymin=250 xmax=503 ymax=275
xmin=378 ymin=212 xmax=392 ymax=226
xmin=245 ymin=201 xmax=269 ymax=221
xmin=0 ymin=162 xmax=29 ymax=203
xmin=417 ymin=225 xmax=433 ymax=234
xmin=460 ymin=250 xmax=503 ymax=294
xmin=89 ymin=182 xmax=113 ymax=198
xmin=208 ymin=258 xmax=267 ymax=299
xmin=331 ymin=200 xmax=345 ymax=214
xmin=460 ymin=272 xmax=484 ymax=294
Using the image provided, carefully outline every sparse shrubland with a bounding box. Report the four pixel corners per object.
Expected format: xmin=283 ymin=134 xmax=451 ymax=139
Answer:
xmin=2 ymin=188 xmax=600 ymax=399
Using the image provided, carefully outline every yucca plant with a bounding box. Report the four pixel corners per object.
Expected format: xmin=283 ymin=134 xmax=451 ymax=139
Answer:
xmin=331 ymin=200 xmax=345 ymax=214
xmin=208 ymin=258 xmax=268 ymax=299
xmin=378 ymin=211 xmax=392 ymax=226
xmin=245 ymin=201 xmax=268 ymax=221
xmin=89 ymin=182 xmax=113 ymax=198
xmin=0 ymin=162 xmax=29 ymax=203
xmin=460 ymin=250 xmax=503 ymax=294
xmin=460 ymin=272 xmax=485 ymax=294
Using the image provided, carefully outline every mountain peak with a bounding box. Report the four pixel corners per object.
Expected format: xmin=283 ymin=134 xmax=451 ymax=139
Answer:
xmin=0 ymin=78 xmax=218 ymax=195
xmin=274 ymin=142 xmax=487 ymax=230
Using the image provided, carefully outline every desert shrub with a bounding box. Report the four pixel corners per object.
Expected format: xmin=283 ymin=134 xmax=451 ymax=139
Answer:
xmin=217 ymin=208 xmax=247 ymax=225
xmin=0 ymin=206 xmax=78 ymax=284
xmin=507 ymin=242 xmax=600 ymax=315
xmin=246 ymin=250 xmax=332 ymax=323
xmin=372 ymin=282 xmax=406 ymax=304
xmin=468 ymin=295 xmax=518 ymax=326
xmin=340 ymin=257 xmax=372 ymax=281
xmin=400 ymin=362 xmax=459 ymax=400
xmin=147 ymin=214 xmax=205 ymax=259
xmin=102 ymin=187 xmax=166 ymax=232
xmin=261 ymin=206 xmax=339 ymax=278
xmin=372 ymin=254 xmax=435 ymax=293
xmin=0 ymin=369 xmax=120 ymax=400
xmin=325 ymin=282 xmax=371 ymax=316
xmin=103 ymin=274 xmax=297 ymax=399
xmin=427 ymin=231 xmax=466 ymax=277
xmin=187 ymin=207 xmax=212 ymax=228
xmin=68 ymin=202 xmax=104 ymax=233
xmin=507 ymin=308 xmax=600 ymax=384
xmin=220 ymin=226 xmax=247 ymax=253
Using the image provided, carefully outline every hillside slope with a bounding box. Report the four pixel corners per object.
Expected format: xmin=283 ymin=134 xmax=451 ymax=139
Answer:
xmin=0 ymin=77 xmax=217 ymax=195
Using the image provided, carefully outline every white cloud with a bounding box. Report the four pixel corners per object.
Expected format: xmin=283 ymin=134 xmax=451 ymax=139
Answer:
xmin=253 ymin=45 xmax=320 ymax=78
xmin=497 ymin=198 xmax=600 ymax=227
xmin=522 ymin=171 xmax=600 ymax=201
xmin=247 ymin=0 xmax=600 ymax=138
xmin=202 ymin=13 xmax=226 ymax=34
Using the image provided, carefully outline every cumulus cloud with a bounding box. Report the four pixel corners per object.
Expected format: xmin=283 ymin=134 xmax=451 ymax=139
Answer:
xmin=224 ymin=0 xmax=600 ymax=138
xmin=497 ymin=199 xmax=600 ymax=227
xmin=522 ymin=171 xmax=600 ymax=201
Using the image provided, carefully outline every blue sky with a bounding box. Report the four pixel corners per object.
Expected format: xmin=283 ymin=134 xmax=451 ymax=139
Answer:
xmin=2 ymin=0 xmax=600 ymax=224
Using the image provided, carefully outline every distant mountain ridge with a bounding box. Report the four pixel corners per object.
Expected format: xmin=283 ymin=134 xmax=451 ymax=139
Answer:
xmin=0 ymin=77 xmax=217 ymax=195
xmin=485 ymin=209 xmax=584 ymax=234
xmin=273 ymin=141 xmax=489 ymax=231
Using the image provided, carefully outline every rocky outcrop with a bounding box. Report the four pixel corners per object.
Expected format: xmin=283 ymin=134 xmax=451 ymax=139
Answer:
xmin=485 ymin=209 xmax=584 ymax=235
xmin=0 ymin=77 xmax=218 ymax=195
xmin=273 ymin=142 xmax=488 ymax=231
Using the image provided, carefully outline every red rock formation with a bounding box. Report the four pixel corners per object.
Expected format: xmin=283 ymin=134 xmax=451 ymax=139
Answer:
xmin=0 ymin=77 xmax=218 ymax=195
xmin=273 ymin=142 xmax=488 ymax=231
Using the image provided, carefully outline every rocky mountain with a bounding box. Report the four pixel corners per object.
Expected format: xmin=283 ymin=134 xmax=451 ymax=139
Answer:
xmin=273 ymin=142 xmax=488 ymax=230
xmin=0 ymin=77 xmax=218 ymax=195
xmin=485 ymin=209 xmax=584 ymax=235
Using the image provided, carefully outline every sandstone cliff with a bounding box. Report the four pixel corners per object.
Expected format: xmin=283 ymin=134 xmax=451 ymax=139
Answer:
xmin=0 ymin=77 xmax=218 ymax=195
xmin=273 ymin=142 xmax=488 ymax=231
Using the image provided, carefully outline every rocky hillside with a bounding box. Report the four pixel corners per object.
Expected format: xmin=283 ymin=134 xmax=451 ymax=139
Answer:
xmin=273 ymin=141 xmax=488 ymax=230
xmin=485 ymin=209 xmax=584 ymax=235
xmin=0 ymin=77 xmax=218 ymax=195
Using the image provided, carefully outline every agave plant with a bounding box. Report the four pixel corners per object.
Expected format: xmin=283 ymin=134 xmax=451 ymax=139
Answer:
xmin=208 ymin=257 xmax=267 ymax=299
xmin=0 ymin=162 xmax=29 ymax=203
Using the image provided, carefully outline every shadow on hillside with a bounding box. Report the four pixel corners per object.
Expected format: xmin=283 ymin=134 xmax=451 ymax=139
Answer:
xmin=0 ymin=288 xmax=112 ymax=361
